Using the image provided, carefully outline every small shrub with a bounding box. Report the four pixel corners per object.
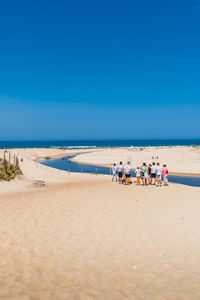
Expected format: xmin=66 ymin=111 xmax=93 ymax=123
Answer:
xmin=0 ymin=158 xmax=22 ymax=181
xmin=10 ymin=164 xmax=16 ymax=173
xmin=10 ymin=174 xmax=15 ymax=180
xmin=3 ymin=173 xmax=10 ymax=181
xmin=0 ymin=171 xmax=5 ymax=179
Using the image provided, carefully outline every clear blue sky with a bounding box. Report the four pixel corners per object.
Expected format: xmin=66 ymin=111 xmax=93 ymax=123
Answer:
xmin=0 ymin=0 xmax=200 ymax=140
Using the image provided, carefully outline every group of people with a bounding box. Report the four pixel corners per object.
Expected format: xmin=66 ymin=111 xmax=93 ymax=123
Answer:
xmin=111 ymin=161 xmax=169 ymax=187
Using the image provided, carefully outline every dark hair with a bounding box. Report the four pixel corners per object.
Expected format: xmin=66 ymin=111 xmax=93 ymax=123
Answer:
xmin=120 ymin=161 xmax=122 ymax=165
xmin=163 ymin=164 xmax=166 ymax=167
xmin=143 ymin=162 xmax=146 ymax=166
xmin=114 ymin=163 xmax=116 ymax=166
xmin=152 ymin=162 xmax=155 ymax=165
xmin=157 ymin=162 xmax=160 ymax=165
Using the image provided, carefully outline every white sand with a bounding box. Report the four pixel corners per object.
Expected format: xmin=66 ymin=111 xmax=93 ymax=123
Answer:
xmin=72 ymin=146 xmax=200 ymax=175
xmin=0 ymin=148 xmax=200 ymax=299
xmin=0 ymin=148 xmax=98 ymax=194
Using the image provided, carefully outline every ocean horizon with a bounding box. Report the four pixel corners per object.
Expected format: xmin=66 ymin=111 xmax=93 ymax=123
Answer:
xmin=0 ymin=139 xmax=200 ymax=149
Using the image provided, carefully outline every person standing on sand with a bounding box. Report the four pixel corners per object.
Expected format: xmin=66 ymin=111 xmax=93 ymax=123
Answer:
xmin=156 ymin=162 xmax=162 ymax=187
xmin=162 ymin=164 xmax=169 ymax=186
xmin=124 ymin=161 xmax=131 ymax=185
xmin=141 ymin=163 xmax=148 ymax=185
xmin=111 ymin=163 xmax=117 ymax=182
xmin=151 ymin=162 xmax=157 ymax=185
xmin=117 ymin=161 xmax=123 ymax=183
xmin=148 ymin=164 xmax=152 ymax=184
xmin=135 ymin=167 xmax=142 ymax=185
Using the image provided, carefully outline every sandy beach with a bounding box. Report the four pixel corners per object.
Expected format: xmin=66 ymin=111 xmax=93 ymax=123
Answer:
xmin=2 ymin=0 xmax=200 ymax=298
xmin=0 ymin=148 xmax=97 ymax=194
xmin=72 ymin=146 xmax=200 ymax=175
xmin=0 ymin=148 xmax=200 ymax=299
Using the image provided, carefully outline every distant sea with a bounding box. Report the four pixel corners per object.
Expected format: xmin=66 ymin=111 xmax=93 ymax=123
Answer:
xmin=0 ymin=139 xmax=200 ymax=149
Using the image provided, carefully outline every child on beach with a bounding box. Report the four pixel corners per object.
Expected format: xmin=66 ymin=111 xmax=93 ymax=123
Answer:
xmin=124 ymin=161 xmax=131 ymax=185
xmin=135 ymin=167 xmax=141 ymax=185
xmin=117 ymin=161 xmax=123 ymax=183
xmin=141 ymin=163 xmax=148 ymax=185
xmin=111 ymin=163 xmax=117 ymax=182
xmin=156 ymin=162 xmax=162 ymax=187
xmin=162 ymin=164 xmax=169 ymax=186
